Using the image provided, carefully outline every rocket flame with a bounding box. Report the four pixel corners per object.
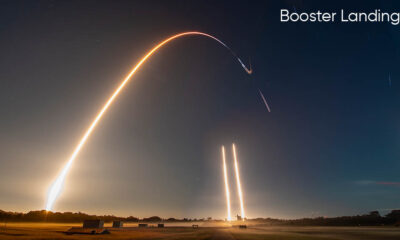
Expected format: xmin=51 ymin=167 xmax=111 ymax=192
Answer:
xmin=221 ymin=146 xmax=232 ymax=221
xmin=232 ymin=143 xmax=245 ymax=221
xmin=45 ymin=32 xmax=252 ymax=211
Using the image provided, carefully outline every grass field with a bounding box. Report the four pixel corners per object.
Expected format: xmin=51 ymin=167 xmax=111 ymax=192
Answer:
xmin=0 ymin=223 xmax=399 ymax=240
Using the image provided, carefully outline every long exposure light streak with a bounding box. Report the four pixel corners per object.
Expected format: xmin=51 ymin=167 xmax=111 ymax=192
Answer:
xmin=232 ymin=143 xmax=245 ymax=220
xmin=45 ymin=32 xmax=253 ymax=211
xmin=221 ymin=146 xmax=232 ymax=221
xmin=258 ymin=89 xmax=271 ymax=112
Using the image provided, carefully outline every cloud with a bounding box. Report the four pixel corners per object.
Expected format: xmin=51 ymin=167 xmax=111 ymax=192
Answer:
xmin=376 ymin=181 xmax=400 ymax=186
xmin=354 ymin=180 xmax=400 ymax=187
xmin=354 ymin=180 xmax=375 ymax=185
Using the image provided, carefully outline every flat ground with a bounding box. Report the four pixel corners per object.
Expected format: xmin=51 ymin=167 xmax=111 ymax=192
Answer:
xmin=0 ymin=223 xmax=399 ymax=240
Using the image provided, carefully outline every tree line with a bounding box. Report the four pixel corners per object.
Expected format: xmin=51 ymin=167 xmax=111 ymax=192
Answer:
xmin=249 ymin=210 xmax=400 ymax=226
xmin=0 ymin=210 xmax=202 ymax=223
xmin=0 ymin=209 xmax=399 ymax=226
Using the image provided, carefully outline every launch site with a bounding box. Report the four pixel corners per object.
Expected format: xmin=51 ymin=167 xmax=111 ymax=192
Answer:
xmin=1 ymin=0 xmax=400 ymax=239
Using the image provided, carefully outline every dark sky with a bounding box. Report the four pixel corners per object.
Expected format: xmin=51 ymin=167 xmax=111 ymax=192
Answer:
xmin=0 ymin=0 xmax=399 ymax=219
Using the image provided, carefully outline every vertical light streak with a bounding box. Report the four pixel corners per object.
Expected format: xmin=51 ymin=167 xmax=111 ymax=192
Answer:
xmin=232 ymin=143 xmax=245 ymax=221
xmin=221 ymin=146 xmax=231 ymax=221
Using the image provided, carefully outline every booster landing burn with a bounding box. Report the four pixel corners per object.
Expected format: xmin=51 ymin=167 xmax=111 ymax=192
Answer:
xmin=232 ymin=143 xmax=245 ymax=221
xmin=221 ymin=146 xmax=232 ymax=221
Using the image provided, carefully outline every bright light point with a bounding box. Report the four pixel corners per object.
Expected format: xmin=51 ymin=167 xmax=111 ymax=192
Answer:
xmin=222 ymin=146 xmax=232 ymax=221
xmin=232 ymin=143 xmax=245 ymax=221
xmin=45 ymin=159 xmax=73 ymax=211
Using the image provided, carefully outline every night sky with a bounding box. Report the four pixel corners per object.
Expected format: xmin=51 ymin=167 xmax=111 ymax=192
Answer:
xmin=0 ymin=0 xmax=399 ymax=219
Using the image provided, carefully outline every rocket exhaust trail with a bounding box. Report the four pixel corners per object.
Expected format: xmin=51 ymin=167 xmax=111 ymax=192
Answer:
xmin=45 ymin=32 xmax=253 ymax=211
xmin=222 ymin=146 xmax=232 ymax=221
xmin=258 ymin=89 xmax=271 ymax=112
xmin=232 ymin=143 xmax=245 ymax=221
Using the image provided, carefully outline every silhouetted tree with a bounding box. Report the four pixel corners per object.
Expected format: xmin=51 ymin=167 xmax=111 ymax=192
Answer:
xmin=142 ymin=216 xmax=162 ymax=222
xmin=368 ymin=211 xmax=380 ymax=218
xmin=126 ymin=216 xmax=139 ymax=222
xmin=386 ymin=210 xmax=400 ymax=224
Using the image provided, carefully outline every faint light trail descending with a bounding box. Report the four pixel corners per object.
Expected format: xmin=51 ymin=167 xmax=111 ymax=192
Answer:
xmin=232 ymin=143 xmax=245 ymax=221
xmin=45 ymin=32 xmax=253 ymax=211
xmin=221 ymin=146 xmax=232 ymax=221
xmin=258 ymin=89 xmax=271 ymax=112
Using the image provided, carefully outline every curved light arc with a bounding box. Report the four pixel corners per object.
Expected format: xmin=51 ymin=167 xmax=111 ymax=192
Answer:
xmin=45 ymin=32 xmax=252 ymax=211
